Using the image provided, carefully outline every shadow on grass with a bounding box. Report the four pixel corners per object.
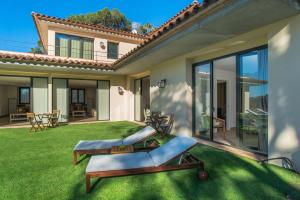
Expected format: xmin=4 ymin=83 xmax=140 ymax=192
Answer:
xmin=167 ymin=145 xmax=300 ymax=200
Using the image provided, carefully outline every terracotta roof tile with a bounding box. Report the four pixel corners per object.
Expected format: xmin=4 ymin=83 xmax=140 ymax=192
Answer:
xmin=32 ymin=12 xmax=148 ymax=40
xmin=113 ymin=0 xmax=219 ymax=68
xmin=0 ymin=51 xmax=113 ymax=71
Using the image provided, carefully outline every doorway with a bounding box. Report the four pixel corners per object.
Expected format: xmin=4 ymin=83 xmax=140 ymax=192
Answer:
xmin=134 ymin=76 xmax=150 ymax=122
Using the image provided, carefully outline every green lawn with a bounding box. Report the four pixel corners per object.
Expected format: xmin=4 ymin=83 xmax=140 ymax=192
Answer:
xmin=0 ymin=121 xmax=299 ymax=200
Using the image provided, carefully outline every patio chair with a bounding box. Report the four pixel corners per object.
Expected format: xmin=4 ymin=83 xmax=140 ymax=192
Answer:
xmin=85 ymin=136 xmax=207 ymax=193
xmin=73 ymin=126 xmax=157 ymax=165
xmin=144 ymin=108 xmax=151 ymax=126
xmin=159 ymin=113 xmax=174 ymax=136
xmin=51 ymin=110 xmax=60 ymax=127
xmin=27 ymin=112 xmax=45 ymax=132
xmin=213 ymin=117 xmax=226 ymax=140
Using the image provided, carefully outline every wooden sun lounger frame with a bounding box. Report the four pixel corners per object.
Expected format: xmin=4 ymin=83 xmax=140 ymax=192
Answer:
xmin=73 ymin=130 xmax=157 ymax=165
xmin=85 ymin=144 xmax=205 ymax=193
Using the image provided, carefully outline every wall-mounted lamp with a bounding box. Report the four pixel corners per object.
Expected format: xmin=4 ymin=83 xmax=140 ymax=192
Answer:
xmin=100 ymin=41 xmax=105 ymax=49
xmin=157 ymin=79 xmax=167 ymax=88
xmin=118 ymin=86 xmax=124 ymax=95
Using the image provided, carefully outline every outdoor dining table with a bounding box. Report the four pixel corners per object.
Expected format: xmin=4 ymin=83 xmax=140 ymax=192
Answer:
xmin=36 ymin=113 xmax=52 ymax=127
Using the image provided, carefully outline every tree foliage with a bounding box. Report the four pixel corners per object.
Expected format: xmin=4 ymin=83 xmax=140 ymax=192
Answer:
xmin=68 ymin=8 xmax=132 ymax=32
xmin=29 ymin=40 xmax=44 ymax=54
xmin=68 ymin=8 xmax=155 ymax=35
xmin=137 ymin=23 xmax=155 ymax=35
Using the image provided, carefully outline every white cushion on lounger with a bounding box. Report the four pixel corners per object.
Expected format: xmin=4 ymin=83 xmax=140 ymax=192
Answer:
xmin=149 ymin=136 xmax=198 ymax=167
xmin=74 ymin=139 xmax=123 ymax=151
xmin=122 ymin=126 xmax=156 ymax=146
xmin=86 ymin=152 xmax=155 ymax=173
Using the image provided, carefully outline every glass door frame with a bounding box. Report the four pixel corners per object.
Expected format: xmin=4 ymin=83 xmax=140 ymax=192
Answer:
xmin=134 ymin=76 xmax=150 ymax=122
xmin=192 ymin=45 xmax=268 ymax=152
xmin=192 ymin=61 xmax=214 ymax=140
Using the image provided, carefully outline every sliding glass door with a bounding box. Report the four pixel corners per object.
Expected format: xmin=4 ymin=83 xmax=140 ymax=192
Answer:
xmin=238 ymin=48 xmax=268 ymax=153
xmin=193 ymin=46 xmax=268 ymax=154
xmin=194 ymin=62 xmax=212 ymax=139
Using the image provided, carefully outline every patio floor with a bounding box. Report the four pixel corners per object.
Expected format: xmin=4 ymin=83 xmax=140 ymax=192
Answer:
xmin=0 ymin=121 xmax=299 ymax=200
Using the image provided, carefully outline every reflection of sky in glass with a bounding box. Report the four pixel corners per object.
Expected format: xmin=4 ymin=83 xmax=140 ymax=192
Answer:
xmin=241 ymin=53 xmax=258 ymax=78
xmin=195 ymin=63 xmax=211 ymax=74
xmin=249 ymin=85 xmax=268 ymax=97
xmin=240 ymin=50 xmax=268 ymax=97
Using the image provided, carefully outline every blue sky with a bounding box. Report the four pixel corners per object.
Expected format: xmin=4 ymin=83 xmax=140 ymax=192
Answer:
xmin=0 ymin=0 xmax=200 ymax=52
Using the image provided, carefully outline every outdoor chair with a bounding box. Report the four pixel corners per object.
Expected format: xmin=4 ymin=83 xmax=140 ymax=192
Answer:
xmin=85 ymin=136 xmax=207 ymax=193
xmin=159 ymin=113 xmax=174 ymax=136
xmin=27 ymin=112 xmax=45 ymax=132
xmin=144 ymin=108 xmax=151 ymax=126
xmin=51 ymin=110 xmax=60 ymax=127
xmin=213 ymin=117 xmax=226 ymax=140
xmin=73 ymin=126 xmax=157 ymax=165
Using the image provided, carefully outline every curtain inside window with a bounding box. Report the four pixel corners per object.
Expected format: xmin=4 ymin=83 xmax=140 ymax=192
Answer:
xmin=83 ymin=40 xmax=93 ymax=60
xmin=97 ymin=81 xmax=110 ymax=120
xmin=71 ymin=38 xmax=81 ymax=58
xmin=59 ymin=37 xmax=69 ymax=57
xmin=53 ymin=79 xmax=68 ymax=122
xmin=134 ymin=79 xmax=141 ymax=121
xmin=32 ymin=78 xmax=48 ymax=116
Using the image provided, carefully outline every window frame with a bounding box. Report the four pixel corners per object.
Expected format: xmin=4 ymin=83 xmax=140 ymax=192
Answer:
xmin=19 ymin=87 xmax=30 ymax=105
xmin=71 ymin=88 xmax=85 ymax=104
xmin=107 ymin=42 xmax=119 ymax=59
xmin=55 ymin=33 xmax=94 ymax=60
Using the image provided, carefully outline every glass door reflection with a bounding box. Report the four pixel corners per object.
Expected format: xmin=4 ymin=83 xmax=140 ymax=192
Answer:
xmin=194 ymin=62 xmax=212 ymax=139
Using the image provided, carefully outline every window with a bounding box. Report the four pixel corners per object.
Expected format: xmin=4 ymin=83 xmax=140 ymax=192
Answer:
xmin=19 ymin=87 xmax=30 ymax=104
xmin=107 ymin=42 xmax=119 ymax=59
xmin=55 ymin=33 xmax=94 ymax=60
xmin=71 ymin=89 xmax=85 ymax=104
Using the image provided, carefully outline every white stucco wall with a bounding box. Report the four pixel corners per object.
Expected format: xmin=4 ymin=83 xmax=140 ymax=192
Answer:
xmin=150 ymin=57 xmax=192 ymax=136
xmin=268 ymin=14 xmax=300 ymax=171
xmin=47 ymin=30 xmax=55 ymax=56
xmin=47 ymin=29 xmax=138 ymax=62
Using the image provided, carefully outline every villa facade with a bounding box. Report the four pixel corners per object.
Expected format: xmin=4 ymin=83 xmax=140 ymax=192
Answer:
xmin=0 ymin=0 xmax=300 ymax=171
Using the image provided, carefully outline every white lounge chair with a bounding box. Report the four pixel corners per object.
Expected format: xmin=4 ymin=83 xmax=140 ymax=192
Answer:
xmin=73 ymin=126 xmax=157 ymax=165
xmin=85 ymin=136 xmax=206 ymax=193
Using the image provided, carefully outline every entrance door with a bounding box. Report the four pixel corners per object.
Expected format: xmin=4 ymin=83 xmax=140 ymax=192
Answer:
xmin=193 ymin=62 xmax=212 ymax=139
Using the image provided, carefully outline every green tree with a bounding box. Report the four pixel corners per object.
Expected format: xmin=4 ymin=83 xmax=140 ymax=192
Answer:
xmin=137 ymin=23 xmax=155 ymax=35
xmin=30 ymin=40 xmax=44 ymax=54
xmin=68 ymin=8 xmax=132 ymax=32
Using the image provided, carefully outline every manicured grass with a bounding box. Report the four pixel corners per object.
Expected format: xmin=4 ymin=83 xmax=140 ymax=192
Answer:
xmin=0 ymin=121 xmax=299 ymax=200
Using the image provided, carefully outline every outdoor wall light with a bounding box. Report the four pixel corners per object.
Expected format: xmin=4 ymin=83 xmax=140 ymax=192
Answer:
xmin=157 ymin=79 xmax=167 ymax=88
xmin=118 ymin=86 xmax=124 ymax=95
xmin=100 ymin=41 xmax=105 ymax=49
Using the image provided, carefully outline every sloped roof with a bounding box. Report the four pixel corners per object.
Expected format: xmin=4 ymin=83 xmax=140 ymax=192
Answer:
xmin=0 ymin=51 xmax=112 ymax=71
xmin=32 ymin=12 xmax=148 ymax=40
xmin=113 ymin=0 xmax=218 ymax=68
xmin=0 ymin=0 xmax=221 ymax=71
